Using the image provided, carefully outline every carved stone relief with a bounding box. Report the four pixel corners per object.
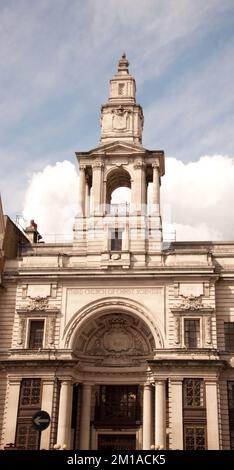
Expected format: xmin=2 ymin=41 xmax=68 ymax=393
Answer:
xmin=174 ymin=316 xmax=180 ymax=345
xmin=20 ymin=296 xmax=59 ymax=312
xmin=175 ymin=295 xmax=204 ymax=311
xmin=75 ymin=313 xmax=155 ymax=366
xmin=112 ymin=107 xmax=130 ymax=131
xmin=47 ymin=316 xmax=56 ymax=346
xmin=205 ymin=316 xmax=212 ymax=345
xmin=17 ymin=317 xmax=26 ymax=345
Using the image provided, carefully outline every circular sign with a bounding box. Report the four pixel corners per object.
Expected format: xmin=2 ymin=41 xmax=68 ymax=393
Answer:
xmin=32 ymin=410 xmax=50 ymax=431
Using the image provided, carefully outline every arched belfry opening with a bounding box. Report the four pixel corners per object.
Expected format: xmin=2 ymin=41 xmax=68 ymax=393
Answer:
xmin=106 ymin=167 xmax=131 ymax=212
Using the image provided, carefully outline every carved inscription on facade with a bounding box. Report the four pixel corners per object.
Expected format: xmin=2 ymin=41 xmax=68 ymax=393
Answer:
xmin=68 ymin=287 xmax=161 ymax=296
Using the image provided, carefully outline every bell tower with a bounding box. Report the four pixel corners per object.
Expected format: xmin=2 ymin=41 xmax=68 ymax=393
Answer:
xmin=73 ymin=55 xmax=165 ymax=267
xmin=100 ymin=53 xmax=144 ymax=144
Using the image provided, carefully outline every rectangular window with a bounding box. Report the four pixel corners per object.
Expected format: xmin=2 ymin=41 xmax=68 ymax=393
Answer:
xmin=15 ymin=379 xmax=42 ymax=450
xmin=110 ymin=229 xmax=122 ymax=251
xmin=183 ymin=379 xmax=204 ymax=407
xmin=184 ymin=425 xmax=206 ymax=450
xmin=19 ymin=378 xmax=41 ymax=407
xmin=28 ymin=320 xmax=44 ymax=349
xmin=184 ymin=319 xmax=200 ymax=348
xmin=228 ymin=381 xmax=234 ymax=450
xmin=224 ymin=322 xmax=234 ymax=352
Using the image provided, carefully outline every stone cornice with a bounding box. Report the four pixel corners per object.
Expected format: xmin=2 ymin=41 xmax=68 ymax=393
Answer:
xmin=9 ymin=267 xmax=217 ymax=278
xmin=147 ymin=359 xmax=227 ymax=369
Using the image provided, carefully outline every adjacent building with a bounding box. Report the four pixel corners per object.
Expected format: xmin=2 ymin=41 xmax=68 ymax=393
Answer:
xmin=0 ymin=55 xmax=234 ymax=450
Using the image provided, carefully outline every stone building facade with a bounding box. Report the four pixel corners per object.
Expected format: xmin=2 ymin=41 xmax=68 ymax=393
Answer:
xmin=0 ymin=55 xmax=234 ymax=451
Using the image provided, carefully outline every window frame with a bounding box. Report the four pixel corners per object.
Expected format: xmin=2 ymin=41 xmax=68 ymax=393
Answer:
xmin=183 ymin=378 xmax=205 ymax=408
xmin=27 ymin=318 xmax=45 ymax=350
xmin=184 ymin=317 xmax=201 ymax=348
xmin=184 ymin=424 xmax=207 ymax=450
xmin=110 ymin=229 xmax=123 ymax=252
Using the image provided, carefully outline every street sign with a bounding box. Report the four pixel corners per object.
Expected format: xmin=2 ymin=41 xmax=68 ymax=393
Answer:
xmin=32 ymin=410 xmax=50 ymax=431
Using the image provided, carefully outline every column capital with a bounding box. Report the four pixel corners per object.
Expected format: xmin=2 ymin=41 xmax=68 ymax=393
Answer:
xmin=82 ymin=382 xmax=94 ymax=389
xmin=8 ymin=376 xmax=22 ymax=385
xmin=57 ymin=377 xmax=73 ymax=384
xmin=204 ymin=378 xmax=219 ymax=385
xmin=154 ymin=379 xmax=167 ymax=386
xmin=92 ymin=159 xmax=104 ymax=169
xmin=169 ymin=377 xmax=183 ymax=384
xmin=134 ymin=159 xmax=145 ymax=169
xmin=143 ymin=382 xmax=152 ymax=389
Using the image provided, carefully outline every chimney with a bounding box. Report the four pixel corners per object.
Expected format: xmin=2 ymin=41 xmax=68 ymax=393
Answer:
xmin=25 ymin=220 xmax=42 ymax=244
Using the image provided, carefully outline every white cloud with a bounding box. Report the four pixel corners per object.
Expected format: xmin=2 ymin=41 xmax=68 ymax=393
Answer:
xmin=22 ymin=154 xmax=234 ymax=242
xmin=23 ymin=161 xmax=78 ymax=240
xmin=161 ymin=155 xmax=234 ymax=240
xmin=2 ymin=0 xmax=234 ymax=218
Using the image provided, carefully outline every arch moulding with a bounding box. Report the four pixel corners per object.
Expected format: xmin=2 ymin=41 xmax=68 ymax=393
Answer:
xmin=63 ymin=297 xmax=164 ymax=350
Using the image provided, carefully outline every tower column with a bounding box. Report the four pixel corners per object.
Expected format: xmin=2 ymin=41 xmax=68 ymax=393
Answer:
xmin=85 ymin=177 xmax=90 ymax=217
xmin=155 ymin=380 xmax=166 ymax=449
xmin=132 ymin=161 xmax=145 ymax=212
xmin=80 ymin=383 xmax=92 ymax=450
xmin=78 ymin=165 xmax=86 ymax=216
xmin=143 ymin=383 xmax=152 ymax=449
xmin=152 ymin=162 xmax=160 ymax=214
xmin=91 ymin=161 xmax=104 ymax=215
xmin=57 ymin=379 xmax=73 ymax=448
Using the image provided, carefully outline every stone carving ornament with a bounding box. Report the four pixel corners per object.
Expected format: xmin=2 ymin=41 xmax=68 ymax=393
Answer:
xmin=17 ymin=317 xmax=26 ymax=345
xmin=112 ymin=106 xmax=130 ymax=131
xmin=82 ymin=315 xmax=150 ymax=358
xmin=174 ymin=316 xmax=180 ymax=345
xmin=176 ymin=295 xmax=204 ymax=311
xmin=21 ymin=296 xmax=58 ymax=312
xmin=25 ymin=296 xmax=49 ymax=311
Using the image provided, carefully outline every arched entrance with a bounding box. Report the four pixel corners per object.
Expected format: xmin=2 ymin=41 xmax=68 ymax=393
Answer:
xmin=66 ymin=302 xmax=160 ymax=450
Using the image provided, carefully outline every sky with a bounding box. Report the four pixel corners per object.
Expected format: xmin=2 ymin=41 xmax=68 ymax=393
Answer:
xmin=1 ymin=0 xmax=234 ymax=241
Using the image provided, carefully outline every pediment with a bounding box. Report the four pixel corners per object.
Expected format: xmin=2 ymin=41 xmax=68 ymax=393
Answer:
xmin=89 ymin=141 xmax=147 ymax=156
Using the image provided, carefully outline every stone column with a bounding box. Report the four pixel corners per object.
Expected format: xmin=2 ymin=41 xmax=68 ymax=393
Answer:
xmin=91 ymin=161 xmax=104 ymax=215
xmin=132 ymin=160 xmax=145 ymax=212
xmin=80 ymin=383 xmax=92 ymax=450
xmin=142 ymin=383 xmax=152 ymax=450
xmin=170 ymin=379 xmax=183 ymax=449
xmin=155 ymin=380 xmax=166 ymax=449
xmin=122 ymin=219 xmax=129 ymax=251
xmin=57 ymin=379 xmax=73 ymax=449
xmin=3 ymin=377 xmax=21 ymax=447
xmin=85 ymin=178 xmax=90 ymax=217
xmin=152 ymin=162 xmax=160 ymax=214
xmin=205 ymin=380 xmax=220 ymax=449
xmin=40 ymin=379 xmax=54 ymax=449
xmin=78 ymin=165 xmax=86 ymax=216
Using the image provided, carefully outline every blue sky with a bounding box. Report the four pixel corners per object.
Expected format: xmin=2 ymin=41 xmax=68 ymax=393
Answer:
xmin=1 ymin=0 xmax=234 ymax=239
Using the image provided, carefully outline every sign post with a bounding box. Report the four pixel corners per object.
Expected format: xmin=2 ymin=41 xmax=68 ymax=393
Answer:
xmin=32 ymin=410 xmax=50 ymax=431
